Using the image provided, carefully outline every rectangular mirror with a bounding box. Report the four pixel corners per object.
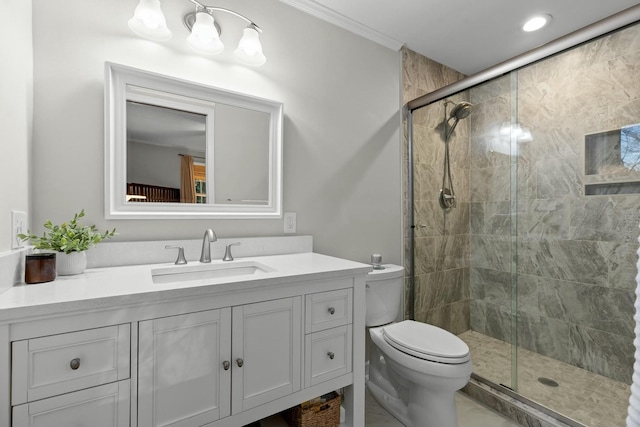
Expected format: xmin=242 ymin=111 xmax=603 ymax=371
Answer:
xmin=105 ymin=62 xmax=283 ymax=219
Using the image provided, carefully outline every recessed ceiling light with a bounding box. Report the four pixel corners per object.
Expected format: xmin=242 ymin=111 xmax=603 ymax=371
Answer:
xmin=523 ymin=14 xmax=552 ymax=32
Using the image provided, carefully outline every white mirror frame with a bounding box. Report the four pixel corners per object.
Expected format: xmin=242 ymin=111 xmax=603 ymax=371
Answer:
xmin=104 ymin=62 xmax=283 ymax=219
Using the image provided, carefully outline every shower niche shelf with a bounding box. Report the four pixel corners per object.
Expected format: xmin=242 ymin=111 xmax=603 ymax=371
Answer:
xmin=584 ymin=124 xmax=640 ymax=195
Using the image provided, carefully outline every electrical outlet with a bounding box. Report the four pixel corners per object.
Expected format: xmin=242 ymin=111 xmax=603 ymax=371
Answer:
xmin=11 ymin=211 xmax=27 ymax=249
xmin=284 ymin=212 xmax=296 ymax=234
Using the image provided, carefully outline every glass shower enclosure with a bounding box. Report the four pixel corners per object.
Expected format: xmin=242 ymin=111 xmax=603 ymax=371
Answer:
xmin=408 ymin=18 xmax=639 ymax=427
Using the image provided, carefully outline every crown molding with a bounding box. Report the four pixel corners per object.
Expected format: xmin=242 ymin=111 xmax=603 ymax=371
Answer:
xmin=280 ymin=0 xmax=404 ymax=51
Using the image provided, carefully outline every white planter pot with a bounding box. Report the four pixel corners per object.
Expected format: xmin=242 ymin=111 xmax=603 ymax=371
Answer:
xmin=56 ymin=251 xmax=87 ymax=276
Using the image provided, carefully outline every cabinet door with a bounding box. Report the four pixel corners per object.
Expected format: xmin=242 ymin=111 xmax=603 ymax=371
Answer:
xmin=138 ymin=309 xmax=231 ymax=427
xmin=12 ymin=380 xmax=130 ymax=427
xmin=231 ymin=297 xmax=301 ymax=414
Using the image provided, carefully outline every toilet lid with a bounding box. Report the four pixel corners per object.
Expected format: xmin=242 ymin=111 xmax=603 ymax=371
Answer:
xmin=382 ymin=320 xmax=470 ymax=364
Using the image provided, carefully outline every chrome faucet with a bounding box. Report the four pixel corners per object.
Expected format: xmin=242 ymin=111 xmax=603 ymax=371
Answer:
xmin=199 ymin=229 xmax=218 ymax=263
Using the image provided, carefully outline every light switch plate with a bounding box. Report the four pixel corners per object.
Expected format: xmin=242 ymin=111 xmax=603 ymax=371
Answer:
xmin=284 ymin=212 xmax=296 ymax=234
xmin=11 ymin=211 xmax=27 ymax=249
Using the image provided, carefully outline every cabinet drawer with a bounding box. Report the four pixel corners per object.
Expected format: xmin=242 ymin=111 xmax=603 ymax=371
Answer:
xmin=305 ymin=289 xmax=352 ymax=333
xmin=12 ymin=380 xmax=130 ymax=427
xmin=305 ymin=325 xmax=352 ymax=387
xmin=12 ymin=324 xmax=130 ymax=405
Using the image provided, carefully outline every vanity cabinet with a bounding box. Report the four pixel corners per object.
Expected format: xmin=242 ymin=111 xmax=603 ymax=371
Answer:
xmin=304 ymin=289 xmax=353 ymax=387
xmin=138 ymin=309 xmax=231 ymax=427
xmin=137 ymin=297 xmax=301 ymax=427
xmin=0 ymin=252 xmax=368 ymax=427
xmin=10 ymin=324 xmax=131 ymax=427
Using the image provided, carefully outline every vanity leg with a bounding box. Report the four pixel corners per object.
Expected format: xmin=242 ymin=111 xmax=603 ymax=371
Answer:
xmin=0 ymin=324 xmax=10 ymax=427
xmin=344 ymin=276 xmax=366 ymax=427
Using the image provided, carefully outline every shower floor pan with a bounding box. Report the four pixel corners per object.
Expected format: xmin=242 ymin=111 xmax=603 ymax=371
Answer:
xmin=458 ymin=330 xmax=629 ymax=427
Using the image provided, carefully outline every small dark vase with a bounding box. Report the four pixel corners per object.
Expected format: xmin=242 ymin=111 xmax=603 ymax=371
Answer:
xmin=25 ymin=253 xmax=57 ymax=284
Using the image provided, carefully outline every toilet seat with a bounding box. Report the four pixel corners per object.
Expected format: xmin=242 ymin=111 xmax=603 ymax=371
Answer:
xmin=382 ymin=320 xmax=470 ymax=364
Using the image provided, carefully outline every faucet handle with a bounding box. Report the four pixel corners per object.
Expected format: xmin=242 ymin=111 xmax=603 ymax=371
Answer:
xmin=223 ymin=242 xmax=241 ymax=262
xmin=165 ymin=245 xmax=187 ymax=265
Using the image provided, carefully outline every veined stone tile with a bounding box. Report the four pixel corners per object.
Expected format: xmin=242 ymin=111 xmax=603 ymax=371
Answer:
xmin=471 ymin=95 xmax=510 ymax=138
xmin=435 ymin=234 xmax=469 ymax=271
xmin=536 ymin=156 xmax=583 ymax=199
xmin=413 ymin=162 xmax=438 ymax=203
xmin=412 ymin=122 xmax=438 ymax=163
xmin=470 ymin=134 xmax=511 ymax=169
xmin=609 ymin=94 xmax=640 ymax=131
xmin=471 ymin=267 xmax=511 ymax=307
xmin=470 ymin=202 xmax=485 ymax=235
xmin=418 ymin=304 xmax=451 ymax=332
xmin=524 ymin=124 xmax=582 ymax=163
xmin=485 ymin=302 xmax=513 ymax=344
xmin=442 ymin=200 xmax=470 ymax=236
xmin=570 ymin=196 xmax=640 ymax=243
xmin=517 ymin=311 xmax=571 ymax=365
xmin=608 ymin=242 xmax=640 ymax=291
xmin=413 ymin=236 xmax=437 ymax=275
xmin=569 ymin=324 xmax=634 ymax=384
xmin=413 ymin=200 xmax=441 ymax=237
xmin=470 ymin=166 xmax=511 ymax=202
xmin=516 ymin=163 xmax=537 ymax=200
xmin=450 ymin=300 xmax=471 ymax=335
xmin=538 ymin=278 xmax=635 ymax=337
xmin=469 ymin=75 xmax=510 ymax=105
xmin=516 ymin=238 xmax=608 ymax=286
xmin=471 ymin=235 xmax=511 ymax=272
xmin=470 ymin=299 xmax=488 ymax=335
xmin=485 ymin=201 xmax=511 ymax=236
xmin=414 ymin=268 xmax=467 ymax=311
xmin=516 ymin=274 xmax=539 ymax=316
xmin=516 ymin=198 xmax=570 ymax=240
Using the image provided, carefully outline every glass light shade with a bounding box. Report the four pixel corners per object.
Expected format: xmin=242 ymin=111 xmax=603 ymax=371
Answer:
xmin=128 ymin=0 xmax=172 ymax=41
xmin=187 ymin=12 xmax=224 ymax=55
xmin=234 ymin=26 xmax=266 ymax=66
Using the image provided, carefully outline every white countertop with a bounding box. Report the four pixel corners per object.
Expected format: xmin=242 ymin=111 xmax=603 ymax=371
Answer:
xmin=0 ymin=252 xmax=372 ymax=322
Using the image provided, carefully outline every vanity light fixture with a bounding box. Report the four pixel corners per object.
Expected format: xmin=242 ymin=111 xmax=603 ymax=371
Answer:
xmin=522 ymin=14 xmax=552 ymax=32
xmin=128 ymin=0 xmax=266 ymax=66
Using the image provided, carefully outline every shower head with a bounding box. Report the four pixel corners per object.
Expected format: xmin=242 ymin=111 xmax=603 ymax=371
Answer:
xmin=449 ymin=101 xmax=473 ymax=121
xmin=445 ymin=101 xmax=474 ymax=140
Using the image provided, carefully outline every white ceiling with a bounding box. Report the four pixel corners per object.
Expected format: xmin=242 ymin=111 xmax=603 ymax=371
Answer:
xmin=281 ymin=0 xmax=640 ymax=75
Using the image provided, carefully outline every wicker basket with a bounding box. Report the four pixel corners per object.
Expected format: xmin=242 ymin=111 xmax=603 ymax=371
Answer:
xmin=282 ymin=392 xmax=341 ymax=427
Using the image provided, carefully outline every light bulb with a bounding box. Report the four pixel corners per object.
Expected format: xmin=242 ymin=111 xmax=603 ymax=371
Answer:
xmin=234 ymin=26 xmax=266 ymax=66
xmin=187 ymin=12 xmax=224 ymax=54
xmin=128 ymin=0 xmax=172 ymax=41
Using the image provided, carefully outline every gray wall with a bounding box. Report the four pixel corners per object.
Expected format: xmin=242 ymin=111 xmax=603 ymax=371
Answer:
xmin=469 ymin=23 xmax=640 ymax=384
xmin=23 ymin=0 xmax=403 ymax=265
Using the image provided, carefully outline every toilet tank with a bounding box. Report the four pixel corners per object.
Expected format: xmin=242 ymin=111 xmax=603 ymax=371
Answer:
xmin=365 ymin=264 xmax=404 ymax=327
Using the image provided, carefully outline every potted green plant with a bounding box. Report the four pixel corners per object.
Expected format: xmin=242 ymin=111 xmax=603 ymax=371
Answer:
xmin=19 ymin=209 xmax=116 ymax=276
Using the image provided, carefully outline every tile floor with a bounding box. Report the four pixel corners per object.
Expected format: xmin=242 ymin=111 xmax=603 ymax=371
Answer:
xmin=459 ymin=330 xmax=631 ymax=427
xmin=365 ymin=388 xmax=521 ymax=427
xmin=261 ymin=388 xmax=520 ymax=427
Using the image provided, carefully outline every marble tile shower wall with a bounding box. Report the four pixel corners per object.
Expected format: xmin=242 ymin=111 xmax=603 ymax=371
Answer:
xmin=469 ymin=23 xmax=640 ymax=384
xmin=402 ymin=47 xmax=471 ymax=334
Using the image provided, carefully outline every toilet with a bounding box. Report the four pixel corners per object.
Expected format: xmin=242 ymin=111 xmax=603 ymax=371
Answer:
xmin=365 ymin=265 xmax=472 ymax=427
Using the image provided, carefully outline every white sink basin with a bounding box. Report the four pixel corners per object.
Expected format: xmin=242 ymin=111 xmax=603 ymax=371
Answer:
xmin=151 ymin=261 xmax=275 ymax=284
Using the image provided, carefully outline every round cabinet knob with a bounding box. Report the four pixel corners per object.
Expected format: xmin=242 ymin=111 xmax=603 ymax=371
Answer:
xmin=236 ymin=358 xmax=244 ymax=367
xmin=327 ymin=352 xmax=335 ymax=360
xmin=70 ymin=358 xmax=81 ymax=370
xmin=328 ymin=307 xmax=335 ymax=315
xmin=223 ymin=361 xmax=230 ymax=371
